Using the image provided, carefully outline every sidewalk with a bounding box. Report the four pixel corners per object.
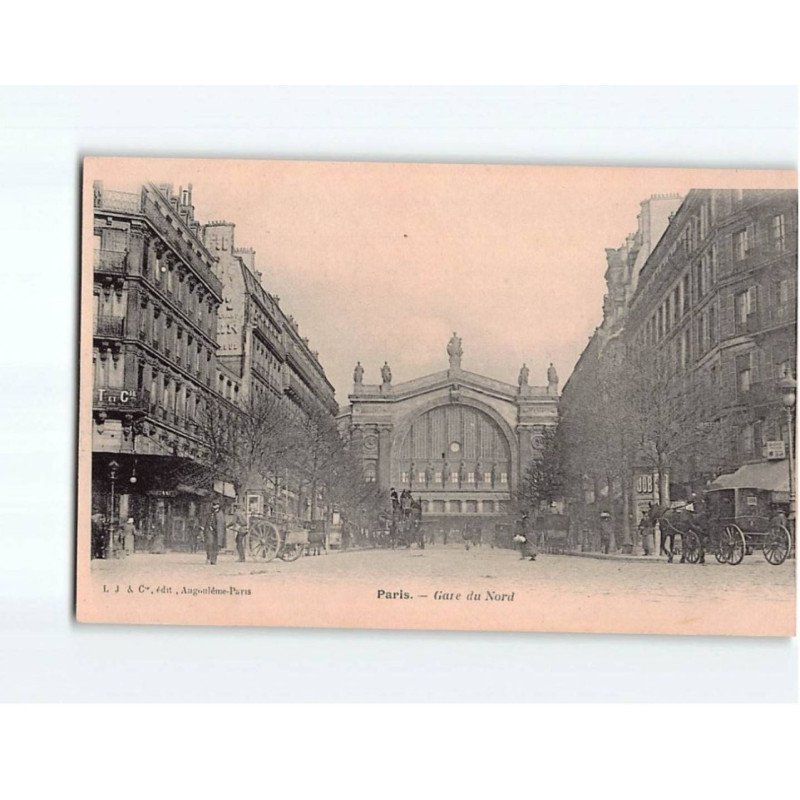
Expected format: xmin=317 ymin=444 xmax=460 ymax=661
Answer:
xmin=560 ymin=549 xmax=664 ymax=564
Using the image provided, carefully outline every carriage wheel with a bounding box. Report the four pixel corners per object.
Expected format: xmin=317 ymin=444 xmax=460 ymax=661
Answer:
xmin=249 ymin=520 xmax=280 ymax=562
xmin=279 ymin=542 xmax=304 ymax=562
xmin=724 ymin=525 xmax=745 ymax=566
xmin=711 ymin=531 xmax=729 ymax=563
xmin=683 ymin=531 xmax=702 ymax=564
xmin=763 ymin=525 xmax=791 ymax=566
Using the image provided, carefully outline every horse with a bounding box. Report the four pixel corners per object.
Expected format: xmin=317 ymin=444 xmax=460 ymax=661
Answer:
xmin=306 ymin=527 xmax=327 ymax=556
xmin=653 ymin=505 xmax=709 ymax=564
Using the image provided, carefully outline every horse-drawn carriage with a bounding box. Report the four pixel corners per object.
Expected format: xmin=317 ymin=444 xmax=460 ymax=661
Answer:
xmin=658 ymin=460 xmax=793 ymax=566
xmin=247 ymin=516 xmax=309 ymax=562
xmin=536 ymin=512 xmax=571 ymax=554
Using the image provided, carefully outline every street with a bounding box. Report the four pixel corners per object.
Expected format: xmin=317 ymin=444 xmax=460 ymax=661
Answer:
xmin=90 ymin=544 xmax=796 ymax=636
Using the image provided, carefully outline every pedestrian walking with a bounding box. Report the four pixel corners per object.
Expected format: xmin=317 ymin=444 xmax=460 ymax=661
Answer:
xmin=638 ymin=505 xmax=655 ymax=555
xmin=514 ymin=513 xmax=537 ymax=561
xmin=122 ymin=517 xmax=136 ymax=556
xmin=204 ymin=501 xmax=225 ymax=565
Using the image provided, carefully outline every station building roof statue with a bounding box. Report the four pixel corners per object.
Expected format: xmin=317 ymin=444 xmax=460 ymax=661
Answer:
xmin=340 ymin=334 xmax=559 ymax=518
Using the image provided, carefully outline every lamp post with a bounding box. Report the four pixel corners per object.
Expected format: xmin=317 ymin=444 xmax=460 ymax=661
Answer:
xmin=108 ymin=459 xmax=120 ymax=559
xmin=779 ymin=375 xmax=796 ymax=527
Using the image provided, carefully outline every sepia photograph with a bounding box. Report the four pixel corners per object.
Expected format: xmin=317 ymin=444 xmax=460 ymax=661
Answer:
xmin=77 ymin=156 xmax=797 ymax=636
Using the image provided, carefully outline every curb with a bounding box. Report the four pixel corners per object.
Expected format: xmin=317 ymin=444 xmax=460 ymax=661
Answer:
xmin=560 ymin=551 xmax=665 ymax=564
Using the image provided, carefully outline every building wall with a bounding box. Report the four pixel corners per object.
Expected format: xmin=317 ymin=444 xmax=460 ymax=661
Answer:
xmin=625 ymin=189 xmax=797 ymax=485
xmin=91 ymin=182 xmax=232 ymax=548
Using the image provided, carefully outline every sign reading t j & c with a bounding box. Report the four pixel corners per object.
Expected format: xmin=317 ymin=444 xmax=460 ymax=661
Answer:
xmin=95 ymin=388 xmax=145 ymax=406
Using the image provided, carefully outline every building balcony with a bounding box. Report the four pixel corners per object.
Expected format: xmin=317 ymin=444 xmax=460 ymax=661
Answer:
xmin=94 ymin=315 xmax=125 ymax=338
xmin=94 ymin=249 xmax=128 ymax=275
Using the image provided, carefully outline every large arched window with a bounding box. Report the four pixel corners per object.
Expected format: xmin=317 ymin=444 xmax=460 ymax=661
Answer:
xmin=395 ymin=404 xmax=512 ymax=487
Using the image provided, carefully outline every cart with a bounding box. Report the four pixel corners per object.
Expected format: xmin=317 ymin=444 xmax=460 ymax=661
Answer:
xmin=247 ymin=516 xmax=307 ymax=562
xmin=698 ymin=460 xmax=793 ymax=567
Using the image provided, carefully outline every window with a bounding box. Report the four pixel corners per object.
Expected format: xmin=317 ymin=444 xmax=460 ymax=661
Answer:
xmin=500 ymin=472 xmax=508 ymax=484
xmin=450 ymin=472 xmax=459 ymax=483
xmin=434 ymin=471 xmax=442 ymax=483
xmin=418 ymin=472 xmax=426 ymax=483
xmin=467 ymin=472 xmax=475 ymax=484
xmin=734 ymin=229 xmax=749 ymax=261
xmin=735 ymin=288 xmax=751 ymax=330
xmin=400 ymin=472 xmax=408 ymax=484
xmin=681 ymin=273 xmax=691 ymax=314
xmin=681 ymin=328 xmax=690 ymax=369
xmin=772 ymin=214 xmax=786 ymax=251
xmin=740 ymin=424 xmax=755 ymax=457
xmin=484 ymin=472 xmax=492 ymax=484
xmin=708 ymin=302 xmax=717 ymax=345
xmin=737 ymin=354 xmax=752 ymax=395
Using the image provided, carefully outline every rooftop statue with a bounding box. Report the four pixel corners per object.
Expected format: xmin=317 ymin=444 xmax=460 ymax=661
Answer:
xmin=353 ymin=361 xmax=364 ymax=384
xmin=447 ymin=332 xmax=463 ymax=369
xmin=381 ymin=362 xmax=392 ymax=384
xmin=518 ymin=363 xmax=529 ymax=387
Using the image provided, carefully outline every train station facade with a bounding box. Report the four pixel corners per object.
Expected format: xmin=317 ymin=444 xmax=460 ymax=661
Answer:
xmin=339 ymin=335 xmax=559 ymax=520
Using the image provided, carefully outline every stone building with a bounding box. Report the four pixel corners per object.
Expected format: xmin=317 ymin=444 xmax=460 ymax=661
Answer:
xmin=338 ymin=334 xmax=559 ymax=521
xmin=91 ymin=182 xmax=233 ymax=549
xmin=624 ymin=189 xmax=797 ymax=490
xmin=200 ymin=220 xmax=338 ymax=519
xmin=558 ymin=194 xmax=683 ymax=545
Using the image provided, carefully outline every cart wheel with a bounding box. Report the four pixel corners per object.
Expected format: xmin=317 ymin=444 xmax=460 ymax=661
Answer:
xmin=279 ymin=543 xmax=304 ymax=562
xmin=724 ymin=525 xmax=745 ymax=566
xmin=763 ymin=525 xmax=791 ymax=566
xmin=249 ymin=519 xmax=280 ymax=562
xmin=710 ymin=530 xmax=728 ymax=563
xmin=683 ymin=531 xmax=702 ymax=564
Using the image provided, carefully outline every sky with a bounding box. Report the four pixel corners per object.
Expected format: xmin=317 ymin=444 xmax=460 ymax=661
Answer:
xmin=86 ymin=158 xmax=795 ymax=406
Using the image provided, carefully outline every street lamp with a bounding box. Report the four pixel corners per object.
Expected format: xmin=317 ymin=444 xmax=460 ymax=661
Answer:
xmin=108 ymin=459 xmax=120 ymax=559
xmin=779 ymin=374 xmax=796 ymax=526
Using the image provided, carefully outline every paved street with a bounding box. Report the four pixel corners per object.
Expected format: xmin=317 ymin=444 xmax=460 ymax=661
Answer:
xmin=92 ymin=543 xmax=796 ymax=599
xmin=90 ymin=544 xmax=795 ymax=636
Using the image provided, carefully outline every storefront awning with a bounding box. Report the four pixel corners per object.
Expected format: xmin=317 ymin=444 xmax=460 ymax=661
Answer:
xmin=176 ymin=483 xmax=209 ymax=497
xmin=708 ymin=460 xmax=790 ymax=493
xmin=213 ymin=480 xmax=237 ymax=498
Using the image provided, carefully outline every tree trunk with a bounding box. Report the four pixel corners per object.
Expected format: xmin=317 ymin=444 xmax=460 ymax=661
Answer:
xmin=621 ymin=463 xmax=632 ymax=553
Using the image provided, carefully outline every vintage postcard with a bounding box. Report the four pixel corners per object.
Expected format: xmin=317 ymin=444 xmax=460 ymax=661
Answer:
xmin=77 ymin=157 xmax=797 ymax=635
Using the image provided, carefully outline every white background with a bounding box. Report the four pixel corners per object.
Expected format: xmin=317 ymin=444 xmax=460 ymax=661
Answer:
xmin=0 ymin=85 xmax=796 ymax=703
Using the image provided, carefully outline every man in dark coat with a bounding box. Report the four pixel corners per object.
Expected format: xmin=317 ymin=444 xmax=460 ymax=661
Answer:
xmin=205 ymin=501 xmax=225 ymax=565
xmin=233 ymin=505 xmax=249 ymax=563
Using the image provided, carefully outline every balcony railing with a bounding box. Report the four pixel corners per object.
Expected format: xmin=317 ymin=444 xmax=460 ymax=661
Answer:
xmin=94 ymin=249 xmax=127 ymax=275
xmin=95 ymin=315 xmax=125 ymax=338
xmin=94 ymin=387 xmax=151 ymax=413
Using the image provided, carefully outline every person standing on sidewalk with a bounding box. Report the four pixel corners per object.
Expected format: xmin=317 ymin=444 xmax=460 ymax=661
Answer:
xmin=204 ymin=502 xmax=225 ymax=565
xmin=122 ymin=517 xmax=136 ymax=557
xmin=233 ymin=504 xmax=249 ymax=563
xmin=638 ymin=506 xmax=655 ymax=556
xmin=599 ymin=512 xmax=612 ymax=554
